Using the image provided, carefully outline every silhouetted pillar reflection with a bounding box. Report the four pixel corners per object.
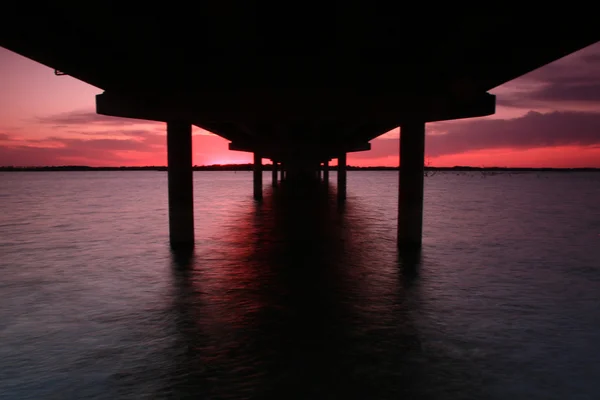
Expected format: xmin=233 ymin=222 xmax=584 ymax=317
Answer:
xmin=170 ymin=246 xmax=195 ymax=270
xmin=254 ymin=152 xmax=263 ymax=200
xmin=167 ymin=121 xmax=194 ymax=248
xmin=398 ymin=122 xmax=425 ymax=249
xmin=337 ymin=153 xmax=347 ymax=201
xmin=398 ymin=247 xmax=421 ymax=285
xmin=272 ymin=161 xmax=278 ymax=186
xmin=323 ymin=160 xmax=329 ymax=183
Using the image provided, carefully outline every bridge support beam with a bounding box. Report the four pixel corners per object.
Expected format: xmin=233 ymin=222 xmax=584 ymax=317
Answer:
xmin=272 ymin=161 xmax=278 ymax=186
xmin=337 ymin=153 xmax=347 ymax=202
xmin=254 ymin=152 xmax=263 ymax=200
xmin=398 ymin=122 xmax=425 ymax=249
xmin=167 ymin=122 xmax=194 ymax=248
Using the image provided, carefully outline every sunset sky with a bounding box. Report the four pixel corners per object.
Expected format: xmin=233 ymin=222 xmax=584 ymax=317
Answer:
xmin=1 ymin=42 xmax=600 ymax=168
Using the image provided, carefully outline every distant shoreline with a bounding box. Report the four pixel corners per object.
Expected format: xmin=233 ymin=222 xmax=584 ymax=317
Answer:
xmin=1 ymin=165 xmax=599 ymax=172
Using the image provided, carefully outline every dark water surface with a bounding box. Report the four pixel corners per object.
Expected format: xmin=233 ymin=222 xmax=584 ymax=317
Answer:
xmin=1 ymin=171 xmax=600 ymax=399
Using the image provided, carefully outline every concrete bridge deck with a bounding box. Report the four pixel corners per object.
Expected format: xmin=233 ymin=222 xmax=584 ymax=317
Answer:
xmin=1 ymin=7 xmax=598 ymax=248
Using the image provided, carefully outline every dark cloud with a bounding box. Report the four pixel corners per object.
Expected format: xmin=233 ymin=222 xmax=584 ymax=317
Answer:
xmin=75 ymin=130 xmax=139 ymax=137
xmin=360 ymin=111 xmax=600 ymax=159
xmin=530 ymin=83 xmax=600 ymax=102
xmin=497 ymin=83 xmax=600 ymax=108
xmin=17 ymin=128 xmax=164 ymax=148
xmin=35 ymin=110 xmax=157 ymax=126
xmin=0 ymin=130 xmax=229 ymax=167
xmin=581 ymin=53 xmax=600 ymax=64
xmin=75 ymin=129 xmax=161 ymax=138
xmin=496 ymin=96 xmax=527 ymax=108
xmin=496 ymin=42 xmax=600 ymax=107
xmin=45 ymin=137 xmax=157 ymax=152
xmin=426 ymin=111 xmax=600 ymax=156
xmin=0 ymin=142 xmax=131 ymax=166
xmin=522 ymin=63 xmax=600 ymax=86
xmin=0 ymin=128 xmax=165 ymax=166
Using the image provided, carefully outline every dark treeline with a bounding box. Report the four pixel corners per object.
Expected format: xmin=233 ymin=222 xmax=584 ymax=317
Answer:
xmin=1 ymin=165 xmax=599 ymax=172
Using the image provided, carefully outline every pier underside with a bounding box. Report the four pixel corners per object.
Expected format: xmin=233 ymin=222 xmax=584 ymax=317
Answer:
xmin=1 ymin=7 xmax=597 ymax=248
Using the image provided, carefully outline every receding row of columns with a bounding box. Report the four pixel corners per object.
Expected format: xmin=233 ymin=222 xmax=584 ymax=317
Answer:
xmin=166 ymin=121 xmax=426 ymax=250
xmin=252 ymin=157 xmax=284 ymax=200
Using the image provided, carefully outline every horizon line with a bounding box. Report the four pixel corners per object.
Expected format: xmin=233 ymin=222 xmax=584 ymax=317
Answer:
xmin=1 ymin=164 xmax=600 ymax=171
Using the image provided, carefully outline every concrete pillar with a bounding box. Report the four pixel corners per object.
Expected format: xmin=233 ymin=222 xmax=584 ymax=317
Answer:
xmin=398 ymin=122 xmax=426 ymax=248
xmin=254 ymin=152 xmax=263 ymax=200
xmin=323 ymin=160 xmax=329 ymax=183
xmin=272 ymin=161 xmax=278 ymax=186
xmin=337 ymin=153 xmax=347 ymax=201
xmin=167 ymin=121 xmax=194 ymax=248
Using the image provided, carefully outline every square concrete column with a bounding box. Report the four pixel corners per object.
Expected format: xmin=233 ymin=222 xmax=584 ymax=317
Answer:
xmin=254 ymin=152 xmax=263 ymax=200
xmin=337 ymin=153 xmax=347 ymax=201
xmin=398 ymin=122 xmax=426 ymax=249
xmin=167 ymin=121 xmax=194 ymax=248
xmin=272 ymin=161 xmax=278 ymax=186
xmin=323 ymin=160 xmax=329 ymax=183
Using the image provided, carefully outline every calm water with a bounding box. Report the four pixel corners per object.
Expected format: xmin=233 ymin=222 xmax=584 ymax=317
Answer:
xmin=1 ymin=171 xmax=600 ymax=399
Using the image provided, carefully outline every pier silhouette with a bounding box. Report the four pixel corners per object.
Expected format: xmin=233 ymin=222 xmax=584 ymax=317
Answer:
xmin=1 ymin=8 xmax=597 ymax=248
